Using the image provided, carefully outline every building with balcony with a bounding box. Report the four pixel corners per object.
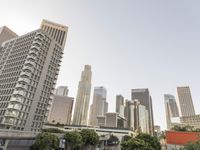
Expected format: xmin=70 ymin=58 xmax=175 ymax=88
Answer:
xmin=0 ymin=20 xmax=68 ymax=132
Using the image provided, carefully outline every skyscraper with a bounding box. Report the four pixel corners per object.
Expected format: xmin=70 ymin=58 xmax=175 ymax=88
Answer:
xmin=48 ymin=87 xmax=73 ymax=125
xmin=164 ymin=94 xmax=179 ymax=129
xmin=0 ymin=20 xmax=68 ymax=131
xmin=72 ymin=65 xmax=92 ymax=125
xmin=55 ymin=86 xmax=69 ymax=97
xmin=0 ymin=26 xmax=18 ymax=45
xmin=89 ymin=86 xmax=108 ymax=126
xmin=176 ymin=86 xmax=195 ymax=117
xmin=116 ymin=95 xmax=124 ymax=117
xmin=131 ymin=88 xmax=154 ymax=135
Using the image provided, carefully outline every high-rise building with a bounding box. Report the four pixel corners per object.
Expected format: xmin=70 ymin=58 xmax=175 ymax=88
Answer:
xmin=176 ymin=86 xmax=195 ymax=117
xmin=0 ymin=26 xmax=18 ymax=45
xmin=72 ymin=65 xmax=92 ymax=125
xmin=48 ymin=87 xmax=73 ymax=125
xmin=131 ymin=88 xmax=154 ymax=135
xmin=0 ymin=20 xmax=68 ymax=131
xmin=116 ymin=95 xmax=124 ymax=117
xmin=89 ymin=86 xmax=108 ymax=126
xmin=164 ymin=94 xmax=179 ymax=129
xmin=55 ymin=86 xmax=68 ymax=96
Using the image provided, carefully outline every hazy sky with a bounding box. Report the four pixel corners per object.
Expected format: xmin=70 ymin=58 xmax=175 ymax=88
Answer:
xmin=1 ymin=0 xmax=200 ymax=129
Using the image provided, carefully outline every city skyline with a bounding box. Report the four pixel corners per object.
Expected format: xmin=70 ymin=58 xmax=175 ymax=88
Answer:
xmin=1 ymin=0 xmax=200 ymax=130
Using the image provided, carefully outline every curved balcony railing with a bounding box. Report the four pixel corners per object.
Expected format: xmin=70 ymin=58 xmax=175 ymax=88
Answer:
xmin=27 ymin=55 xmax=36 ymax=62
xmin=36 ymin=32 xmax=44 ymax=38
xmin=18 ymin=77 xmax=30 ymax=84
xmin=3 ymin=118 xmax=14 ymax=125
xmin=10 ymin=97 xmax=24 ymax=103
xmin=7 ymin=104 xmax=21 ymax=110
xmin=25 ymin=61 xmax=35 ymax=68
xmin=20 ymin=71 xmax=32 ymax=78
xmin=13 ymin=90 xmax=26 ymax=97
xmin=22 ymin=66 xmax=34 ymax=73
xmin=5 ymin=111 xmax=17 ymax=118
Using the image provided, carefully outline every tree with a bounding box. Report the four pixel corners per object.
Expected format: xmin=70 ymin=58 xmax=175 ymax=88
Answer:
xmin=42 ymin=128 xmax=65 ymax=133
xmin=121 ymin=138 xmax=152 ymax=150
xmin=30 ymin=132 xmax=59 ymax=150
xmin=80 ymin=129 xmax=99 ymax=150
xmin=182 ymin=140 xmax=200 ymax=150
xmin=121 ymin=135 xmax=132 ymax=142
xmin=64 ymin=131 xmax=82 ymax=150
xmin=136 ymin=133 xmax=161 ymax=150
xmin=121 ymin=133 xmax=161 ymax=150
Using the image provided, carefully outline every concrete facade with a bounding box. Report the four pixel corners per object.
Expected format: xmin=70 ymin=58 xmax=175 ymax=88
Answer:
xmin=0 ymin=20 xmax=68 ymax=132
xmin=48 ymin=95 xmax=74 ymax=125
xmin=0 ymin=26 xmax=18 ymax=46
xmin=72 ymin=65 xmax=92 ymax=126
xmin=164 ymin=94 xmax=179 ymax=129
xmin=89 ymin=87 xmax=108 ymax=126
xmin=131 ymin=88 xmax=154 ymax=135
xmin=176 ymin=86 xmax=195 ymax=117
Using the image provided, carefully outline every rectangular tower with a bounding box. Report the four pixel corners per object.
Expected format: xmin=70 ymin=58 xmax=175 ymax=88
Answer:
xmin=0 ymin=20 xmax=68 ymax=132
xmin=131 ymin=88 xmax=154 ymax=135
xmin=89 ymin=86 xmax=107 ymax=126
xmin=164 ymin=94 xmax=179 ymax=129
xmin=176 ymin=86 xmax=195 ymax=117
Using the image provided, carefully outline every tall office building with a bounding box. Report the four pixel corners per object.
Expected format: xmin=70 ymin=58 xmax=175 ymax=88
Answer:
xmin=164 ymin=94 xmax=179 ymax=129
xmin=116 ymin=95 xmax=124 ymax=117
xmin=48 ymin=87 xmax=73 ymax=125
xmin=0 ymin=26 xmax=18 ymax=45
xmin=73 ymin=65 xmax=92 ymax=125
xmin=89 ymin=86 xmax=108 ymax=126
xmin=176 ymin=86 xmax=195 ymax=117
xmin=124 ymin=99 xmax=149 ymax=133
xmin=131 ymin=88 xmax=154 ymax=135
xmin=55 ymin=86 xmax=68 ymax=96
xmin=0 ymin=20 xmax=68 ymax=131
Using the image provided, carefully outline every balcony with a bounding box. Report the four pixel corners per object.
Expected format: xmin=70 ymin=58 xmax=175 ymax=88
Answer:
xmin=25 ymin=61 xmax=35 ymax=67
xmin=27 ymin=55 xmax=36 ymax=61
xmin=32 ymin=41 xmax=41 ymax=47
xmin=7 ymin=104 xmax=21 ymax=110
xmin=36 ymin=32 xmax=44 ymax=38
xmin=22 ymin=66 xmax=34 ymax=73
xmin=18 ymin=77 xmax=30 ymax=84
xmin=16 ymin=83 xmax=27 ymax=89
xmin=49 ymin=95 xmax=54 ymax=100
xmin=10 ymin=97 xmax=24 ymax=103
xmin=29 ymin=49 xmax=38 ymax=56
xmin=20 ymin=71 xmax=32 ymax=78
xmin=3 ymin=118 xmax=14 ymax=125
xmin=5 ymin=111 xmax=17 ymax=118
xmin=30 ymin=46 xmax=39 ymax=52
xmin=13 ymin=90 xmax=26 ymax=97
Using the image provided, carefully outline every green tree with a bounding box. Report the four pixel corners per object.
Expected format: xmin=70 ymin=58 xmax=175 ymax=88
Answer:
xmin=121 ymin=135 xmax=132 ymax=142
xmin=121 ymin=138 xmax=152 ymax=150
xmin=42 ymin=128 xmax=65 ymax=133
xmin=30 ymin=132 xmax=59 ymax=150
xmin=136 ymin=133 xmax=161 ymax=150
xmin=80 ymin=129 xmax=99 ymax=150
xmin=64 ymin=131 xmax=82 ymax=150
xmin=182 ymin=141 xmax=200 ymax=150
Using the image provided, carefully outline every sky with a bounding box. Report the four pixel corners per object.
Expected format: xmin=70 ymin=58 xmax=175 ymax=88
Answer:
xmin=1 ymin=0 xmax=200 ymax=130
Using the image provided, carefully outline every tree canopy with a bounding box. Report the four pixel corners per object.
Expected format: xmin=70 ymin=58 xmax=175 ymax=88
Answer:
xmin=30 ymin=132 xmax=59 ymax=150
xmin=80 ymin=129 xmax=99 ymax=149
xmin=121 ymin=133 xmax=161 ymax=150
xmin=64 ymin=131 xmax=82 ymax=150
